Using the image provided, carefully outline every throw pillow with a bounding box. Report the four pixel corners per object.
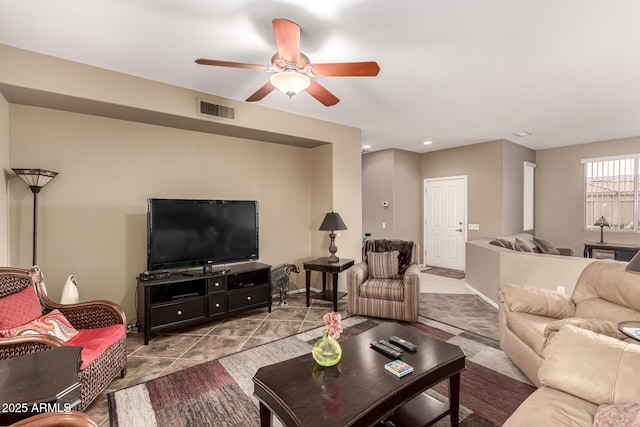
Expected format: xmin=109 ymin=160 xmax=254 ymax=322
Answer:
xmin=0 ymin=286 xmax=43 ymax=330
xmin=368 ymin=250 xmax=400 ymax=279
xmin=500 ymin=282 xmax=575 ymax=318
xmin=514 ymin=238 xmax=533 ymax=252
xmin=0 ymin=309 xmax=79 ymax=342
xmin=489 ymin=239 xmax=506 ymax=248
xmin=533 ymin=237 xmax=561 ymax=255
xmin=593 ymin=404 xmax=640 ymax=427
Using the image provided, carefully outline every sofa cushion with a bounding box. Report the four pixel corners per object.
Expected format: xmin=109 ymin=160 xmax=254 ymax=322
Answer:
xmin=368 ymin=250 xmax=399 ymax=279
xmin=540 ymin=325 xmax=640 ymax=405
xmin=67 ymin=324 xmax=126 ymax=370
xmin=575 ymin=298 xmax=640 ymax=324
xmin=0 ymin=286 xmax=43 ymax=330
xmin=0 ymin=309 xmax=79 ymax=342
xmin=572 ymin=261 xmax=640 ymax=313
xmin=544 ymin=318 xmax=626 ymax=341
xmin=359 ymin=278 xmax=404 ymax=301
xmin=533 ymin=237 xmax=561 ymax=255
xmin=500 ymin=282 xmax=575 ymax=318
xmin=506 ymin=311 xmax=551 ymax=357
xmin=503 ymin=386 xmax=597 ymax=427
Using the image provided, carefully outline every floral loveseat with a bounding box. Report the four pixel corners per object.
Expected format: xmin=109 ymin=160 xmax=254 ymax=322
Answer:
xmin=0 ymin=267 xmax=127 ymax=410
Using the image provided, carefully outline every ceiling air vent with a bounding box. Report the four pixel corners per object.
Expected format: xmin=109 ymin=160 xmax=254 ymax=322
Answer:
xmin=198 ymin=99 xmax=235 ymax=120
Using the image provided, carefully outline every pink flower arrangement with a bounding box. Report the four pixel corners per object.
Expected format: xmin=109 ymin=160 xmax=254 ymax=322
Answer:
xmin=323 ymin=311 xmax=343 ymax=340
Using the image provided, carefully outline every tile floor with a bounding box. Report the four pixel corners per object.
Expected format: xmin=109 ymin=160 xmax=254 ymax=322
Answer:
xmin=85 ymin=272 xmax=495 ymax=425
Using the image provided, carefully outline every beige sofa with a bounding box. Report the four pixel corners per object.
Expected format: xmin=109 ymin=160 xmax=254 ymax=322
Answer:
xmin=504 ymin=325 xmax=640 ymax=426
xmin=498 ymin=259 xmax=640 ymax=387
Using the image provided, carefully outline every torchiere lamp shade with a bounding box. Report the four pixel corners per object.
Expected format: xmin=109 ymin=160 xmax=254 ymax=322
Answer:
xmin=12 ymin=168 xmax=58 ymax=192
xmin=319 ymin=212 xmax=347 ymax=263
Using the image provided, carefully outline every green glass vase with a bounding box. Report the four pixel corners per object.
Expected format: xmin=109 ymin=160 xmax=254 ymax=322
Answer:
xmin=312 ymin=332 xmax=342 ymax=367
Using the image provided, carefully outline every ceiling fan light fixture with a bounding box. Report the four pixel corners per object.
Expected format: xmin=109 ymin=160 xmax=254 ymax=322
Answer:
xmin=270 ymin=71 xmax=311 ymax=98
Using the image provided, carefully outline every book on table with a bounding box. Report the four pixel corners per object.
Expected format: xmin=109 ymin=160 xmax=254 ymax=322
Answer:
xmin=385 ymin=360 xmax=414 ymax=377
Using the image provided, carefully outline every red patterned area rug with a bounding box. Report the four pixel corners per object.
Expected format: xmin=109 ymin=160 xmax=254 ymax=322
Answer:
xmin=108 ymin=318 xmax=533 ymax=427
xmin=422 ymin=266 xmax=466 ymax=280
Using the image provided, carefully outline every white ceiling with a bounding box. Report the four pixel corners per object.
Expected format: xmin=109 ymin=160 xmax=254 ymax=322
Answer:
xmin=1 ymin=0 xmax=640 ymax=153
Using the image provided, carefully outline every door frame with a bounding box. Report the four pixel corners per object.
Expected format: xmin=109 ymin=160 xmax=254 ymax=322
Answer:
xmin=423 ymin=175 xmax=468 ymax=270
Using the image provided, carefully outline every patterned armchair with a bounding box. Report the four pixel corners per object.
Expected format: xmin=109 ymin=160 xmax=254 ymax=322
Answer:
xmin=346 ymin=239 xmax=420 ymax=322
xmin=0 ymin=267 xmax=127 ymax=410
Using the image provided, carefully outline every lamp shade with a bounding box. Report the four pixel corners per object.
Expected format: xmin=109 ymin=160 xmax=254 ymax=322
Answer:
xmin=594 ymin=216 xmax=610 ymax=227
xmin=319 ymin=212 xmax=347 ymax=231
xmin=626 ymin=251 xmax=640 ymax=274
xmin=12 ymin=168 xmax=58 ymax=190
xmin=270 ymin=71 xmax=311 ymax=97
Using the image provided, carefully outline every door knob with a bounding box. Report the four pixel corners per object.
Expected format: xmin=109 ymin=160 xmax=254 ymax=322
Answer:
xmin=455 ymin=228 xmax=463 ymax=232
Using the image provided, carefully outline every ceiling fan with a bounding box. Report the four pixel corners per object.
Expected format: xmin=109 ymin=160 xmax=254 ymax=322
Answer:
xmin=196 ymin=19 xmax=380 ymax=106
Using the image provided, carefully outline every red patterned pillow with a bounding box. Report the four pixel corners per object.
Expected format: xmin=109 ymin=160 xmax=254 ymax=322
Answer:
xmin=0 ymin=286 xmax=42 ymax=330
xmin=0 ymin=309 xmax=79 ymax=342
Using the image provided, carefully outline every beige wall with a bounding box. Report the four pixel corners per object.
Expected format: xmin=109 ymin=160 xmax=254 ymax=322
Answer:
xmin=362 ymin=150 xmax=394 ymax=239
xmin=536 ymin=136 xmax=640 ymax=255
xmin=421 ymin=140 xmax=504 ymax=240
xmin=502 ymin=141 xmax=536 ymax=235
xmin=362 ymin=149 xmax=421 ymax=246
xmin=1 ymin=44 xmax=363 ymax=321
xmin=8 ymin=105 xmax=322 ymax=319
xmin=0 ymin=93 xmax=8 ymax=265
xmin=393 ymin=150 xmax=421 ymax=244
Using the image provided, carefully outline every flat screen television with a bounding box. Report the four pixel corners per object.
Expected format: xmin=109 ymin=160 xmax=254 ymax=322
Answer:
xmin=147 ymin=198 xmax=259 ymax=273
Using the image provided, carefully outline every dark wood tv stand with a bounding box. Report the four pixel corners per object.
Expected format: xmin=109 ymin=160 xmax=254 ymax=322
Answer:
xmin=137 ymin=262 xmax=271 ymax=344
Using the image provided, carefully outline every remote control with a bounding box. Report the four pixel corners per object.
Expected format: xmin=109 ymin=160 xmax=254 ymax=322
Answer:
xmin=378 ymin=339 xmax=404 ymax=354
xmin=370 ymin=341 xmax=402 ymax=359
xmin=389 ymin=335 xmax=418 ymax=352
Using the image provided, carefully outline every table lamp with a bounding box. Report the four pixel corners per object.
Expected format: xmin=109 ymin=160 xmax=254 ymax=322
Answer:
xmin=319 ymin=212 xmax=347 ymax=263
xmin=594 ymin=216 xmax=609 ymax=244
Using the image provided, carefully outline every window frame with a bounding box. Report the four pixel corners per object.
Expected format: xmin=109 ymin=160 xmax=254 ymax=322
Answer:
xmin=582 ymin=154 xmax=640 ymax=233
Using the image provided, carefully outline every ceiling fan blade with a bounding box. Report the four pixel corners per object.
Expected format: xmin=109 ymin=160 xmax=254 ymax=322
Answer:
xmin=246 ymin=81 xmax=276 ymax=102
xmin=310 ymin=61 xmax=381 ymax=77
xmin=306 ymin=79 xmax=339 ymax=106
xmin=272 ymin=19 xmax=300 ymax=64
xmin=195 ymin=58 xmax=269 ymax=71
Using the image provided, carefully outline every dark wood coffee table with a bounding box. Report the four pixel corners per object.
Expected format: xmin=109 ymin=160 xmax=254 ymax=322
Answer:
xmin=253 ymin=322 xmax=466 ymax=427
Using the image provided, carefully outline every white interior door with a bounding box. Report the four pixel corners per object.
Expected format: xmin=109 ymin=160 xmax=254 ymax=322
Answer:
xmin=424 ymin=176 xmax=467 ymax=271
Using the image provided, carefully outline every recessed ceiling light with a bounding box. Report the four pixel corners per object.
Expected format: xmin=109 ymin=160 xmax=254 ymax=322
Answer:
xmin=423 ymin=141 xmax=433 ymax=145
xmin=362 ymin=144 xmax=371 ymax=150
xmin=513 ymin=131 xmax=533 ymax=137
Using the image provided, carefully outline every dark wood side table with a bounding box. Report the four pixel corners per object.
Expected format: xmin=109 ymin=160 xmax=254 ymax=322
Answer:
xmin=583 ymin=242 xmax=640 ymax=262
xmin=0 ymin=346 xmax=82 ymax=425
xmin=303 ymin=257 xmax=354 ymax=312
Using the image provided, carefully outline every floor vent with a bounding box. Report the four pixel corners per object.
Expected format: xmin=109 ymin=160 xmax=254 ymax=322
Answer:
xmin=198 ymin=99 xmax=235 ymax=120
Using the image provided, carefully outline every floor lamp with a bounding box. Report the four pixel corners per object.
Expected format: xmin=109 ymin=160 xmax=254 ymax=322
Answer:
xmin=12 ymin=168 xmax=59 ymax=266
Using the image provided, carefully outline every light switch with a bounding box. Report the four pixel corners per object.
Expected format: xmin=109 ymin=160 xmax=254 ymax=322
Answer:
xmin=468 ymin=224 xmax=480 ymax=230
xmin=382 ymin=222 xmax=386 ymax=229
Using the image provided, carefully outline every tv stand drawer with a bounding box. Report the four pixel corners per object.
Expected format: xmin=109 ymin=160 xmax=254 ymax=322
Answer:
xmin=208 ymin=295 xmax=226 ymax=315
xmin=150 ymin=298 xmax=206 ymax=327
xmin=228 ymin=286 xmax=269 ymax=311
